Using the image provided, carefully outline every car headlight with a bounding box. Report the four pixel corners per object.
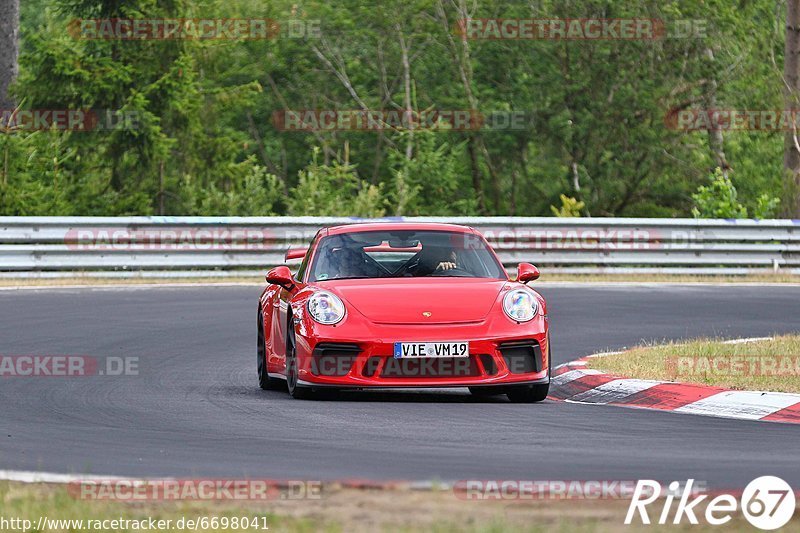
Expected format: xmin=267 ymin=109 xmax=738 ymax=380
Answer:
xmin=307 ymin=291 xmax=346 ymax=325
xmin=503 ymin=289 xmax=538 ymax=322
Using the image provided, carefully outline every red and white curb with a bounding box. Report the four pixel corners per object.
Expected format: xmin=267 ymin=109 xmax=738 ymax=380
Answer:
xmin=551 ymin=344 xmax=800 ymax=424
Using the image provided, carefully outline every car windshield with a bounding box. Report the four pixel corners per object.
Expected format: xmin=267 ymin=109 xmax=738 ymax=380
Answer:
xmin=308 ymin=230 xmax=506 ymax=282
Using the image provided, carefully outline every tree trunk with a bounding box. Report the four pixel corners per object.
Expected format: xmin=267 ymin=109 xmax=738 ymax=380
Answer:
xmin=0 ymin=0 xmax=20 ymax=109
xmin=436 ymin=0 xmax=496 ymax=214
xmin=397 ymin=26 xmax=414 ymax=161
xmin=704 ymin=48 xmax=729 ymax=176
xmin=467 ymin=137 xmax=486 ymax=213
xmin=783 ymin=0 xmax=800 ymax=217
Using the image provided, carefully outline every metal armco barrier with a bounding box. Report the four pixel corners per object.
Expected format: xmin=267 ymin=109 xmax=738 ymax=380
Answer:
xmin=0 ymin=216 xmax=798 ymax=276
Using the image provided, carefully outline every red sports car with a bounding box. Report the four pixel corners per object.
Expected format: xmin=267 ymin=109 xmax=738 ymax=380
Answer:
xmin=257 ymin=222 xmax=550 ymax=402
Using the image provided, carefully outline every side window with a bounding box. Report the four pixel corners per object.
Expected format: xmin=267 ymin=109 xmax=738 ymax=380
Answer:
xmin=294 ymin=232 xmax=319 ymax=282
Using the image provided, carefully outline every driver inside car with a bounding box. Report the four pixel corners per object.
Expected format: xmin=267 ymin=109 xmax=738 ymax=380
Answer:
xmin=413 ymin=246 xmax=460 ymax=276
xmin=434 ymin=250 xmax=458 ymax=272
xmin=330 ymin=247 xmax=369 ymax=279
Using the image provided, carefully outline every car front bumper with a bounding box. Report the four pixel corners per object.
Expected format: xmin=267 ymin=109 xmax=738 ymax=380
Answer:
xmin=292 ymin=323 xmax=550 ymax=388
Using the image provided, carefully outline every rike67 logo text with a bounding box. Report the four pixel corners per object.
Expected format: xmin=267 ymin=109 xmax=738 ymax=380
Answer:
xmin=626 ymin=477 xmax=795 ymax=530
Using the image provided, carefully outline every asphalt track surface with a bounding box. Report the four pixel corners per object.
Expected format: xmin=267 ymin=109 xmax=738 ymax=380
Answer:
xmin=1 ymin=284 xmax=799 ymax=488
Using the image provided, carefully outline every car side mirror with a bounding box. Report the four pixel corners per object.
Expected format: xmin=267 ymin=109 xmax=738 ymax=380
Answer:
xmin=266 ymin=266 xmax=295 ymax=290
xmin=516 ymin=263 xmax=540 ymax=283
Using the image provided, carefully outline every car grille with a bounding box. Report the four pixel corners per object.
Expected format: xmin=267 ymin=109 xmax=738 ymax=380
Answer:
xmin=498 ymin=340 xmax=543 ymax=374
xmin=477 ymin=354 xmax=498 ymax=376
xmin=312 ymin=343 xmax=361 ymax=377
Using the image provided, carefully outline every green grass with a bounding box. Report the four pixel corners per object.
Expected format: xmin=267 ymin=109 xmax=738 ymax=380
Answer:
xmin=587 ymin=335 xmax=800 ymax=393
xmin=0 ymin=482 xmax=328 ymax=533
xmin=1 ymin=482 xmax=796 ymax=532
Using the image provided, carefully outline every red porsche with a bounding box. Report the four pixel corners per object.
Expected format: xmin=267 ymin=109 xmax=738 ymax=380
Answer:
xmin=257 ymin=222 xmax=550 ymax=402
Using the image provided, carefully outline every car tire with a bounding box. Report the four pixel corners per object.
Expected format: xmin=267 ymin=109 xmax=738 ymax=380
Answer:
xmin=506 ymin=383 xmax=549 ymax=403
xmin=506 ymin=341 xmax=552 ymax=403
xmin=258 ymin=308 xmax=284 ymax=390
xmin=285 ymin=318 xmax=315 ymax=400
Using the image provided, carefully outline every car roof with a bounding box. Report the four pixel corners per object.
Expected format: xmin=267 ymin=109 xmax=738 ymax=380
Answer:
xmin=324 ymin=222 xmax=475 ymax=236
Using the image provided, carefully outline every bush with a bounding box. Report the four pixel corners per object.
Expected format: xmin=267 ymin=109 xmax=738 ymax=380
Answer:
xmin=287 ymin=148 xmax=386 ymax=218
xmin=690 ymin=168 xmax=781 ymax=219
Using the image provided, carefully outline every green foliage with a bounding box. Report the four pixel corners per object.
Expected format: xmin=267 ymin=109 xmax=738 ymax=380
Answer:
xmin=287 ymin=148 xmax=386 ymax=218
xmin=754 ymin=193 xmax=781 ymax=220
xmin=1 ymin=0 xmax=791 ymax=217
xmin=391 ymin=169 xmax=419 ymax=217
xmin=0 ymin=128 xmax=77 ymax=215
xmin=387 ymin=131 xmax=475 ymax=216
xmin=691 ymin=168 xmax=747 ymax=218
xmin=691 ymin=168 xmax=779 ymax=219
xmin=350 ymin=182 xmax=387 ymax=219
xmin=189 ymin=163 xmax=281 ymax=216
xmin=550 ymin=195 xmax=585 ymax=217
xmin=6 ymin=0 xmax=263 ymax=215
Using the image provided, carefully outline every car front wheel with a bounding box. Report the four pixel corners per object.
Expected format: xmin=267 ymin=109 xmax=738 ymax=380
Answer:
xmin=506 ymin=342 xmax=552 ymax=403
xmin=506 ymin=383 xmax=549 ymax=403
xmin=285 ymin=319 xmax=314 ymax=400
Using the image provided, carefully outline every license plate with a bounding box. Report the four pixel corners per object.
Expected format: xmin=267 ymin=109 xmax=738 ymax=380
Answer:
xmin=393 ymin=342 xmax=469 ymax=359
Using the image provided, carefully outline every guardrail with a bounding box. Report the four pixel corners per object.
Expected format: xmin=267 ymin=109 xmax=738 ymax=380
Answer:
xmin=0 ymin=216 xmax=798 ymax=277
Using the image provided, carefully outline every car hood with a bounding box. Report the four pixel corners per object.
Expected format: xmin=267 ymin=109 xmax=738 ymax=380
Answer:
xmin=322 ymin=278 xmax=507 ymax=324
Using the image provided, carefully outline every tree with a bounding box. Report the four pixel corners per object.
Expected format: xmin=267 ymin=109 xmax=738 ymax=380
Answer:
xmin=0 ymin=0 xmax=20 ymax=109
xmin=6 ymin=0 xmax=791 ymax=218
xmin=784 ymin=0 xmax=800 ymax=217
